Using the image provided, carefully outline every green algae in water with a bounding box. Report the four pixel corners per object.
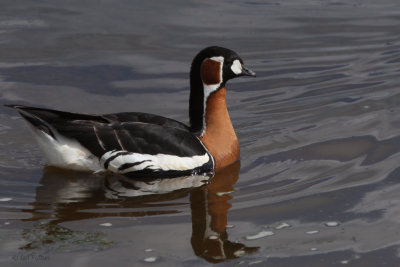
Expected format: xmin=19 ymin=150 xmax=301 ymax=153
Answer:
xmin=20 ymin=222 xmax=114 ymax=252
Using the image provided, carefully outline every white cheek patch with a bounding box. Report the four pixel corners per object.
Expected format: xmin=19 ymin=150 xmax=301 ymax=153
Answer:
xmin=231 ymin=59 xmax=242 ymax=75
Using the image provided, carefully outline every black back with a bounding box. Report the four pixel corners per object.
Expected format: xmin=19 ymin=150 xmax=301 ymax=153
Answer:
xmin=8 ymin=105 xmax=208 ymax=159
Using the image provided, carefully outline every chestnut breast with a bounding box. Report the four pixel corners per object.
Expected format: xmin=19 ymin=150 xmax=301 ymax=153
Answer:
xmin=200 ymin=87 xmax=240 ymax=169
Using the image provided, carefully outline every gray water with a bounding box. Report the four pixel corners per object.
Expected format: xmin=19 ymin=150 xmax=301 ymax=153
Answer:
xmin=2 ymin=0 xmax=400 ymax=266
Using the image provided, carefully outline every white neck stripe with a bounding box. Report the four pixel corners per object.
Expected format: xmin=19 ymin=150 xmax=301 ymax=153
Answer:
xmin=200 ymin=57 xmax=224 ymax=136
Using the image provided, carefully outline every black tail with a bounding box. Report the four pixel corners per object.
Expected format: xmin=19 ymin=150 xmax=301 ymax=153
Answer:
xmin=6 ymin=105 xmax=57 ymax=139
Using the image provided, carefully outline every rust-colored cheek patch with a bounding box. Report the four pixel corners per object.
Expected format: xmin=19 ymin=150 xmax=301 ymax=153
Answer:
xmin=201 ymin=59 xmax=221 ymax=85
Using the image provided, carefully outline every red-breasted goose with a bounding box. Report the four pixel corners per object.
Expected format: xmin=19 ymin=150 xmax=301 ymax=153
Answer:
xmin=7 ymin=46 xmax=256 ymax=178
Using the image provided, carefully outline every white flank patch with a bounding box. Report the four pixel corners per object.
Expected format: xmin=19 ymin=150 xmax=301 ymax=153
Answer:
xmin=28 ymin=125 xmax=102 ymax=172
xmin=231 ymin=59 xmax=242 ymax=75
xmin=100 ymin=150 xmax=210 ymax=173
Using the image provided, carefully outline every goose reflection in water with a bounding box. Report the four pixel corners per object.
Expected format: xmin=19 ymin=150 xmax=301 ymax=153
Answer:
xmin=190 ymin=161 xmax=259 ymax=263
xmin=21 ymin=161 xmax=258 ymax=263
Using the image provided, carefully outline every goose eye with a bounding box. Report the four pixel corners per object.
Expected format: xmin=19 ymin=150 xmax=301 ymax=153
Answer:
xmin=230 ymin=59 xmax=242 ymax=75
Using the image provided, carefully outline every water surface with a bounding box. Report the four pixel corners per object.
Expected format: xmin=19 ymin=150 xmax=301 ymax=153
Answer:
xmin=1 ymin=0 xmax=400 ymax=266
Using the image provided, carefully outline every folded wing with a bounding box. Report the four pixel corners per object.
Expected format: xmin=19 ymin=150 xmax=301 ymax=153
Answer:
xmin=9 ymin=105 xmax=213 ymax=177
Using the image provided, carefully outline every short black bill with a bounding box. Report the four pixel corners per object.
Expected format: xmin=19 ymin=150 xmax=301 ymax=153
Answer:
xmin=241 ymin=66 xmax=256 ymax=77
